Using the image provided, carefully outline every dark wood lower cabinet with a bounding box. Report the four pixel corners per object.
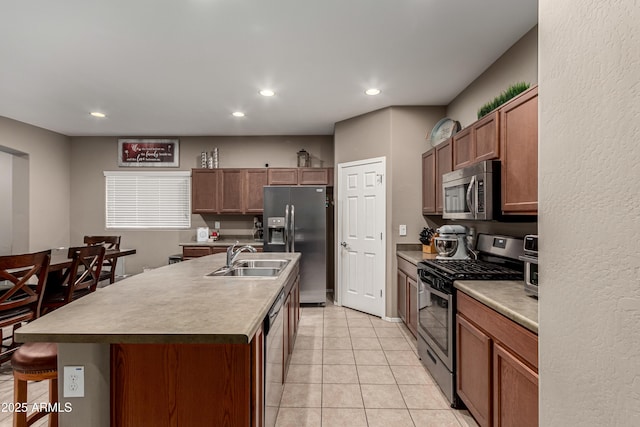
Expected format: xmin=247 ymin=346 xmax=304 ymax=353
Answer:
xmin=396 ymin=256 xmax=417 ymax=338
xmin=111 ymin=341 xmax=256 ymax=426
xmin=456 ymin=314 xmax=492 ymax=427
xmin=493 ymin=343 xmax=538 ymax=427
xmin=456 ymin=291 xmax=538 ymax=427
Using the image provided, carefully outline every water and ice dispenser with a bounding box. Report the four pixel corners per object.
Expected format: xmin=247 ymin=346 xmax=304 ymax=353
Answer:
xmin=267 ymin=217 xmax=285 ymax=245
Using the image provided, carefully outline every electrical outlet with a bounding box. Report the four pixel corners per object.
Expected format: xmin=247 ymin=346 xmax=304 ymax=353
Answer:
xmin=214 ymin=221 xmax=220 ymax=229
xmin=63 ymin=366 xmax=85 ymax=398
xmin=399 ymin=224 xmax=407 ymax=236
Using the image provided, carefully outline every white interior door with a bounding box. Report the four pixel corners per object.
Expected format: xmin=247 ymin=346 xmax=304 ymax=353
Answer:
xmin=337 ymin=157 xmax=385 ymax=317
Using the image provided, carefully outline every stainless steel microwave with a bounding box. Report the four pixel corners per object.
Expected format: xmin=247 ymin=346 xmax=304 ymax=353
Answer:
xmin=442 ymin=160 xmax=500 ymax=220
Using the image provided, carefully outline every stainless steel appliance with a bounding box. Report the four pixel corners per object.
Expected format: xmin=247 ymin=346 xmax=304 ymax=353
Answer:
xmin=264 ymin=288 xmax=286 ymax=427
xmin=442 ymin=160 xmax=500 ymax=220
xmin=263 ymin=186 xmax=329 ymax=304
xmin=520 ymin=234 xmax=539 ymax=297
xmin=417 ymin=234 xmax=524 ymax=407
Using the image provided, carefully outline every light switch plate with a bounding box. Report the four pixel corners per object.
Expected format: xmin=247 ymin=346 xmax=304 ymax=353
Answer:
xmin=214 ymin=221 xmax=221 ymax=229
xmin=399 ymin=225 xmax=407 ymax=236
xmin=63 ymin=366 xmax=85 ymax=398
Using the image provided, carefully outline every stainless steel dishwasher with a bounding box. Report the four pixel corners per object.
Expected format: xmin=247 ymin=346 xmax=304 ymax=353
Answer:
xmin=264 ymin=289 xmax=285 ymax=427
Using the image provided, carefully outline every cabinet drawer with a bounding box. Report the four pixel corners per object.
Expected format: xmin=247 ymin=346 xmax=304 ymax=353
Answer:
xmin=397 ymin=257 xmax=417 ymax=277
xmin=457 ymin=291 xmax=538 ymax=370
xmin=182 ymin=246 xmax=212 ymax=258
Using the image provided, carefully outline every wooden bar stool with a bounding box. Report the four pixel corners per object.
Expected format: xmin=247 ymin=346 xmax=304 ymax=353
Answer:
xmin=84 ymin=236 xmax=121 ymax=284
xmin=11 ymin=342 xmax=58 ymax=427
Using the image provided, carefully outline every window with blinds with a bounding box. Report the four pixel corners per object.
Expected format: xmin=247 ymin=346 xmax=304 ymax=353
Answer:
xmin=104 ymin=171 xmax=191 ymax=229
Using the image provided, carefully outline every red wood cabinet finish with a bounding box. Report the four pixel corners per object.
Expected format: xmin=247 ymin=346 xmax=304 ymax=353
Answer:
xmin=111 ymin=342 xmax=254 ymax=426
xmin=422 ymin=150 xmax=436 ymax=214
xmin=192 ymin=169 xmax=219 ymax=213
xmin=456 ymin=291 xmax=539 ymax=427
xmin=435 ymin=140 xmax=453 ymax=214
xmin=500 ymin=86 xmax=538 ymax=214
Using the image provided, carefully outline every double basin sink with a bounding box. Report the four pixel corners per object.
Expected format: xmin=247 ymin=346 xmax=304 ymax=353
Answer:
xmin=206 ymin=259 xmax=290 ymax=278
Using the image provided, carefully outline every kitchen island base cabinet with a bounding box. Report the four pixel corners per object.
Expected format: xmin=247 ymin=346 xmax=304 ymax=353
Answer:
xmin=396 ymin=256 xmax=418 ymax=337
xmin=456 ymin=291 xmax=538 ymax=427
xmin=111 ymin=339 xmax=263 ymax=426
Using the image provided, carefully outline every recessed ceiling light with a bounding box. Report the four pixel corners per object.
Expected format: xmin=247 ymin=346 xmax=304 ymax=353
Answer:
xmin=90 ymin=111 xmax=106 ymax=118
xmin=259 ymin=89 xmax=275 ymax=97
xmin=365 ymin=88 xmax=381 ymax=96
xmin=232 ymin=111 xmax=245 ymax=117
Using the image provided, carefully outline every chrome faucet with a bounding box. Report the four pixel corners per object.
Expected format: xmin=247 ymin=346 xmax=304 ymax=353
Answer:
xmin=226 ymin=241 xmax=257 ymax=267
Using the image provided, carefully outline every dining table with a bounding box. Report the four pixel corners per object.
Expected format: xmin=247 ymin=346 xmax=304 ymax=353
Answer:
xmin=48 ymin=247 xmax=137 ymax=272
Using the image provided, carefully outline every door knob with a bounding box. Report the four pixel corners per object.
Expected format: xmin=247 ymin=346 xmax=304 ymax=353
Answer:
xmin=340 ymin=242 xmax=347 ymax=247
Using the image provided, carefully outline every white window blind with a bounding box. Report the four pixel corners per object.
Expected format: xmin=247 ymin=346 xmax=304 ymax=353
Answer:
xmin=104 ymin=171 xmax=191 ymax=229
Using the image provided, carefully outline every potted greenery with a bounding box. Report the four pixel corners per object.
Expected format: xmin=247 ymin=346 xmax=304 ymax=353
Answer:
xmin=477 ymin=82 xmax=530 ymax=119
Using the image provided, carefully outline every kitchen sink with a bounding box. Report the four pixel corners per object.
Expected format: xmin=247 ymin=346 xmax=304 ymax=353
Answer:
xmin=206 ymin=263 xmax=288 ymax=278
xmin=232 ymin=259 xmax=290 ymax=269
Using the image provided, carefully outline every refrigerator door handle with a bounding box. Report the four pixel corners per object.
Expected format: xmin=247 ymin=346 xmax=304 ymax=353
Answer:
xmin=285 ymin=204 xmax=290 ymax=252
xmin=290 ymin=204 xmax=295 ymax=252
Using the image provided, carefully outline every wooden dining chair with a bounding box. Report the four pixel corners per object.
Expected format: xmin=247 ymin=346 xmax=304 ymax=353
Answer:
xmin=0 ymin=250 xmax=51 ymax=364
xmin=41 ymin=245 xmax=105 ymax=314
xmin=84 ymin=235 xmax=121 ymax=284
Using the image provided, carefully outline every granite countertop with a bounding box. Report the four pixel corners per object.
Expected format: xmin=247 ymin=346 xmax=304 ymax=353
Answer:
xmin=397 ymin=250 xmax=438 ymax=265
xmin=454 ymin=280 xmax=538 ymax=334
xmin=180 ymin=237 xmax=263 ymax=247
xmin=16 ymin=252 xmax=300 ymax=345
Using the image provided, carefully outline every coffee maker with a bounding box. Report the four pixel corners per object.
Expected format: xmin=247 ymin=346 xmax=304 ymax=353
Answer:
xmin=434 ymin=225 xmax=469 ymax=259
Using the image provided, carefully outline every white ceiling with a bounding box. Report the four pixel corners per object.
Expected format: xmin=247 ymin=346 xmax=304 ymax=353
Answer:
xmin=0 ymin=0 xmax=537 ymax=137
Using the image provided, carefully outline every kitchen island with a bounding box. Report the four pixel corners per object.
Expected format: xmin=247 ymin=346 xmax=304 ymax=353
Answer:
xmin=16 ymin=252 xmax=301 ymax=426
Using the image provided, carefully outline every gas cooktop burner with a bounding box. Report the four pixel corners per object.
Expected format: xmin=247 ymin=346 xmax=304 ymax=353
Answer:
xmin=419 ymin=259 xmax=523 ymax=281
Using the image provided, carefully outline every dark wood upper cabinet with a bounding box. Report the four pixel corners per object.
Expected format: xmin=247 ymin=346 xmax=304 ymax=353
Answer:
xmin=474 ymin=111 xmax=500 ymax=163
xmin=500 ymin=86 xmax=538 ymax=214
xmin=422 ymin=150 xmax=436 ymax=214
xmin=267 ymin=168 xmax=298 ymax=185
xmin=435 ymin=139 xmax=453 ymax=214
xmin=192 ymin=169 xmax=219 ymax=213
xmin=245 ymin=169 xmax=267 ymax=213
xmin=453 ymin=111 xmax=500 ymax=171
xmin=452 ymin=127 xmax=473 ymax=170
xmin=298 ymin=168 xmax=329 ymax=185
xmin=219 ymin=169 xmax=244 ymax=213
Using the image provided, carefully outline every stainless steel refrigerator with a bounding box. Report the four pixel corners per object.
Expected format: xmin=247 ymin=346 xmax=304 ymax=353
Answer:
xmin=263 ymin=186 xmax=330 ymax=304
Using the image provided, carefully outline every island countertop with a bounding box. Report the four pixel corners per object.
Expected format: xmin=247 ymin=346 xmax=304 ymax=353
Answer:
xmin=16 ymin=252 xmax=300 ymax=345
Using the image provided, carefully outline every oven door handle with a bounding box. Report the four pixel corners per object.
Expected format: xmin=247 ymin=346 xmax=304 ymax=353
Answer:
xmin=466 ymin=175 xmax=476 ymax=219
xmin=427 ymin=286 xmax=451 ymax=301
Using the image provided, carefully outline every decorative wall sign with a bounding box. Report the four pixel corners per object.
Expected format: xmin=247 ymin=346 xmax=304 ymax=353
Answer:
xmin=118 ymin=139 xmax=179 ymax=167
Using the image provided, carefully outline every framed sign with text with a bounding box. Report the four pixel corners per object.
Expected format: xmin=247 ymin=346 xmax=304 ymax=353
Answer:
xmin=118 ymin=138 xmax=180 ymax=167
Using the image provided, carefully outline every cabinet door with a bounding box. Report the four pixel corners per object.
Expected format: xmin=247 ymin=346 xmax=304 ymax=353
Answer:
xmin=422 ymin=150 xmax=436 ymax=214
xmin=474 ymin=111 xmax=500 ymax=162
xmin=267 ymin=168 xmax=298 ymax=185
xmin=457 ymin=314 xmax=492 ymax=427
xmin=493 ymin=342 xmax=538 ymax=427
xmin=192 ymin=169 xmax=219 ymax=213
xmin=407 ymin=275 xmax=418 ymax=338
xmin=298 ymin=168 xmax=329 ymax=185
xmin=219 ymin=169 xmax=245 ymax=213
xmin=397 ymin=269 xmax=407 ymax=322
xmin=245 ymin=169 xmax=267 ymax=213
xmin=251 ymin=326 xmax=264 ymax=427
xmin=283 ymin=292 xmax=292 ymax=382
xmin=500 ymin=87 xmax=538 ymax=214
xmin=452 ymin=127 xmax=473 ymax=170
xmin=183 ymin=246 xmax=212 ymax=259
xmin=435 ymin=139 xmax=453 ymax=213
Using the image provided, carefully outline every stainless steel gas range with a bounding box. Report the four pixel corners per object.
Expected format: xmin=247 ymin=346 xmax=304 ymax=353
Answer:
xmin=416 ymin=234 xmax=524 ymax=407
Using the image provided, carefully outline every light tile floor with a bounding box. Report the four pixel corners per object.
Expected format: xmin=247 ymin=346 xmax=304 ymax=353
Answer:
xmin=0 ymin=361 xmax=49 ymax=427
xmin=275 ymin=299 xmax=479 ymax=427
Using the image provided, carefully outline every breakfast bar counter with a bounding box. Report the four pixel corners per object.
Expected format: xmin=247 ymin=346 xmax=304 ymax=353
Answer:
xmin=16 ymin=252 xmax=300 ymax=344
xmin=14 ymin=252 xmax=301 ymax=427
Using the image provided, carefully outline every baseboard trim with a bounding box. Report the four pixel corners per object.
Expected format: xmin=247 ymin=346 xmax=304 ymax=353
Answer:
xmin=383 ymin=316 xmax=403 ymax=323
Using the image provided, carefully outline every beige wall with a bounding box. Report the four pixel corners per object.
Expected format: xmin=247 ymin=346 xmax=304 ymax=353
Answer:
xmin=0 ymin=116 xmax=71 ymax=251
xmin=335 ymin=106 xmax=445 ymax=317
xmin=69 ymin=135 xmax=333 ymax=273
xmin=539 ymin=2 xmax=640 ymax=425
xmin=447 ymin=26 xmax=538 ymax=127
